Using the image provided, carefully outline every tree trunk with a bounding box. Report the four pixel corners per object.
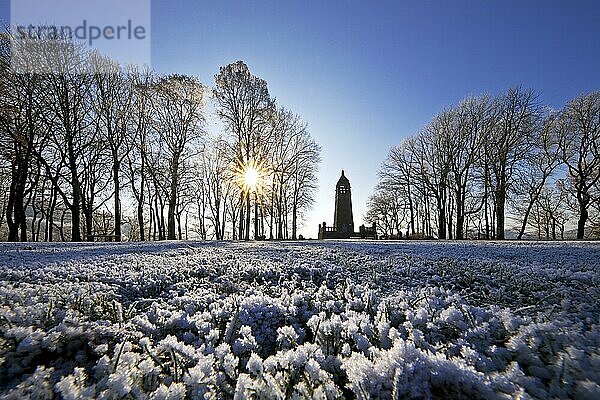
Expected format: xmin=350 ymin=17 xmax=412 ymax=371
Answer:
xmin=254 ymin=192 xmax=259 ymax=239
xmin=238 ymin=192 xmax=244 ymax=240
xmin=18 ymin=203 xmax=27 ymax=242
xmin=278 ymin=179 xmax=284 ymax=239
xmin=67 ymin=138 xmax=83 ymax=242
xmin=47 ymin=187 xmax=57 ymax=242
xmin=220 ymin=194 xmax=227 ymax=241
xmin=113 ymin=158 xmax=122 ymax=241
xmin=6 ymin=163 xmax=18 ymax=242
xmin=495 ymin=176 xmax=506 ymax=240
xmin=447 ymin=195 xmax=453 ymax=240
xmin=83 ymin=201 xmax=93 ymax=241
xmin=407 ymin=180 xmax=415 ymax=236
xmin=8 ymin=158 xmax=30 ymax=242
xmin=269 ymin=181 xmax=275 ymax=240
xmin=245 ymin=193 xmax=251 ymax=241
xmin=159 ymin=199 xmax=166 ymax=240
xmin=167 ymin=183 xmax=177 ymax=240
xmin=292 ymin=197 xmax=298 ymax=240
xmin=495 ymin=194 xmax=505 ymax=240
xmin=517 ymin=195 xmax=536 ymax=240
xmin=577 ymin=202 xmax=588 ymax=239
xmin=455 ymin=186 xmax=465 ymax=240
xmin=30 ymin=201 xmax=38 ymax=242
xmin=177 ymin=212 xmax=182 ymax=240
xmin=437 ymin=192 xmax=446 ymax=239
xmin=157 ymin=206 xmax=162 ymax=239
xmin=137 ymin=171 xmax=145 ymax=241
xmin=149 ymin=196 xmax=155 ymax=240
xmin=185 ymin=213 xmax=189 ymax=240
xmin=484 ymin=166 xmax=490 ymax=240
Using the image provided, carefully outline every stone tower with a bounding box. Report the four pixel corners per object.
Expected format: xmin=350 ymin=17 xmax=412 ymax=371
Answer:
xmin=334 ymin=170 xmax=354 ymax=233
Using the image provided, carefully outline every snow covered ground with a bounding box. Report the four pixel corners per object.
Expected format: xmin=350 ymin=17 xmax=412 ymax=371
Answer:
xmin=1 ymin=240 xmax=599 ymax=399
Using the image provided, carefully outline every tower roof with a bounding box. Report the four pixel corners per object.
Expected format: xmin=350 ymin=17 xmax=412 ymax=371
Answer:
xmin=336 ymin=170 xmax=350 ymax=187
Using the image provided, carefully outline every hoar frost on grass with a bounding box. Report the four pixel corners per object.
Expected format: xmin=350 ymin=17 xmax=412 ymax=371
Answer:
xmin=0 ymin=240 xmax=599 ymax=399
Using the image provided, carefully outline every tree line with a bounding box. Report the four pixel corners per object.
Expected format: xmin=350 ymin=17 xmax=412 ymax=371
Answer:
xmin=367 ymin=87 xmax=600 ymax=240
xmin=0 ymin=33 xmax=320 ymax=242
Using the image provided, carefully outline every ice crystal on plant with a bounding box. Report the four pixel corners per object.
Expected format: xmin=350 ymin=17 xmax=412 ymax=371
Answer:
xmin=0 ymin=241 xmax=598 ymax=399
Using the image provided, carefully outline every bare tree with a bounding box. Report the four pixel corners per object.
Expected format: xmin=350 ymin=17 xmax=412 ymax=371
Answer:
xmin=200 ymin=138 xmax=234 ymax=240
xmin=365 ymin=185 xmax=406 ymax=238
xmin=379 ymin=138 xmax=418 ymax=236
xmin=419 ymin=111 xmax=454 ymax=239
xmin=91 ymin=55 xmax=134 ymax=241
xmin=0 ymin=32 xmax=46 ymax=241
xmin=1 ymin=46 xmax=320 ymax=242
xmin=289 ymin=128 xmax=320 ymax=239
xmin=558 ymin=91 xmax=600 ymax=239
xmin=514 ymin=110 xmax=561 ymax=239
xmin=487 ymin=87 xmax=539 ymax=239
xmin=150 ymin=74 xmax=205 ymax=240
xmin=79 ymin=130 xmax=111 ymax=240
xmin=123 ymin=67 xmax=154 ymax=241
xmin=34 ymin=40 xmax=96 ymax=242
xmin=450 ymin=96 xmax=491 ymax=239
xmin=214 ymin=61 xmax=274 ymax=240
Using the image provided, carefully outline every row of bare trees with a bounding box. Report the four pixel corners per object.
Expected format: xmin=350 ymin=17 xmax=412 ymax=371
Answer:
xmin=367 ymin=87 xmax=600 ymax=240
xmin=213 ymin=61 xmax=320 ymax=240
xmin=0 ymin=35 xmax=320 ymax=242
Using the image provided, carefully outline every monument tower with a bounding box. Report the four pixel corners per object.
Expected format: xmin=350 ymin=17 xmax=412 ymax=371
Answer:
xmin=334 ymin=170 xmax=354 ymax=233
xmin=319 ymin=169 xmax=376 ymax=239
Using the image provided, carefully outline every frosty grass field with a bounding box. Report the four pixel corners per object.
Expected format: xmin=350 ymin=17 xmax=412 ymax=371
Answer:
xmin=0 ymin=240 xmax=599 ymax=399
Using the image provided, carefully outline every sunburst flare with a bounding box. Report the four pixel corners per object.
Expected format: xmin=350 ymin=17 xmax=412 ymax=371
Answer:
xmin=234 ymin=160 xmax=267 ymax=194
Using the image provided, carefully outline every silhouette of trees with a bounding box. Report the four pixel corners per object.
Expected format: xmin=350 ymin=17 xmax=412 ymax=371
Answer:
xmin=558 ymin=92 xmax=600 ymax=239
xmin=514 ymin=110 xmax=561 ymax=239
xmin=149 ymin=74 xmax=205 ymax=240
xmin=0 ymin=35 xmax=320 ymax=242
xmin=213 ymin=62 xmax=321 ymax=241
xmin=91 ymin=55 xmax=135 ymax=241
xmin=213 ymin=61 xmax=275 ymax=240
xmin=369 ymin=88 xmax=600 ymax=240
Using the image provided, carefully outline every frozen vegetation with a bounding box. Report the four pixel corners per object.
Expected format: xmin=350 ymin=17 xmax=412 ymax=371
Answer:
xmin=1 ymin=240 xmax=599 ymax=399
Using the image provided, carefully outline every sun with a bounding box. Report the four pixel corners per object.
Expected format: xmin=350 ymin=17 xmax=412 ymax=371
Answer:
xmin=243 ymin=165 xmax=260 ymax=191
xmin=234 ymin=160 xmax=266 ymax=194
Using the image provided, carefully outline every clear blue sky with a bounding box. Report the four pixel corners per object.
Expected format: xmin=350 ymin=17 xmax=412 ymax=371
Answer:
xmin=3 ymin=1 xmax=600 ymax=238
